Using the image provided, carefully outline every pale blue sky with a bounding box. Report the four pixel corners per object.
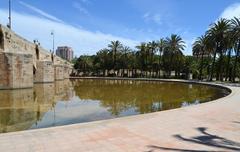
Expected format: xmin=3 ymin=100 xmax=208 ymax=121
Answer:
xmin=0 ymin=0 xmax=240 ymax=56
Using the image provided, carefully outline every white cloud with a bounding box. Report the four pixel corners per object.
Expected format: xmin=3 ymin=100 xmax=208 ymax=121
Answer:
xmin=72 ymin=2 xmax=89 ymax=15
xmin=0 ymin=9 xmax=138 ymax=56
xmin=220 ymin=3 xmax=240 ymax=19
xmin=19 ymin=1 xmax=63 ymax=23
xmin=143 ymin=12 xmax=162 ymax=25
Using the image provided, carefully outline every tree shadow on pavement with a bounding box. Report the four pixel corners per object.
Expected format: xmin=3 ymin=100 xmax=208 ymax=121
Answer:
xmin=233 ymin=121 xmax=240 ymax=124
xmin=147 ymin=127 xmax=240 ymax=152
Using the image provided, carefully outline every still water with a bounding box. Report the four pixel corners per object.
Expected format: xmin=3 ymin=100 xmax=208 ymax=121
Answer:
xmin=0 ymin=79 xmax=229 ymax=133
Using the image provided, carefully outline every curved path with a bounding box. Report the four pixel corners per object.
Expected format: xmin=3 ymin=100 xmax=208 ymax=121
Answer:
xmin=0 ymin=79 xmax=239 ymax=152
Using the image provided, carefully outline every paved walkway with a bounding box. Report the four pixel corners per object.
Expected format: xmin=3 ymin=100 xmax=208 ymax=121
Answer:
xmin=0 ymin=80 xmax=239 ymax=152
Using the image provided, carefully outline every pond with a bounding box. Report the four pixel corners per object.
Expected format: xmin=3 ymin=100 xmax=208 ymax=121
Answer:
xmin=0 ymin=79 xmax=230 ymax=133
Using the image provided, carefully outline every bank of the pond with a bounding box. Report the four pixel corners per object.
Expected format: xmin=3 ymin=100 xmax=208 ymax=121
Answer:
xmin=0 ymin=79 xmax=239 ymax=152
xmin=70 ymin=77 xmax=233 ymax=92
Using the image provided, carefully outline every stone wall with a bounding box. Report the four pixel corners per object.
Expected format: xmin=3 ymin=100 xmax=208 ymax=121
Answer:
xmin=0 ymin=52 xmax=33 ymax=89
xmin=34 ymin=61 xmax=54 ymax=83
xmin=0 ymin=24 xmax=73 ymax=89
xmin=54 ymin=65 xmax=64 ymax=80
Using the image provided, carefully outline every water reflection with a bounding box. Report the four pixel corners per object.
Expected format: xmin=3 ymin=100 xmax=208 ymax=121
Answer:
xmin=0 ymin=79 xmax=229 ymax=133
xmin=72 ymin=79 xmax=227 ymax=115
xmin=0 ymin=80 xmax=74 ymax=133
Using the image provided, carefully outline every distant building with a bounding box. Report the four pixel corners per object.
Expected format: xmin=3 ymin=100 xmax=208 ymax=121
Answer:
xmin=56 ymin=46 xmax=74 ymax=61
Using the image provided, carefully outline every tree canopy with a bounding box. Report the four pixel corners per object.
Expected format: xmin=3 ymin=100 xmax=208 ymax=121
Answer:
xmin=73 ymin=16 xmax=240 ymax=82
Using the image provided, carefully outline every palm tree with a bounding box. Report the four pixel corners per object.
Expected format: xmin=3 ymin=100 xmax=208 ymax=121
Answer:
xmin=157 ymin=38 xmax=166 ymax=77
xmin=108 ymin=40 xmax=122 ymax=69
xmin=224 ymin=31 xmax=235 ymax=81
xmin=192 ymin=34 xmax=210 ymax=80
xmin=148 ymin=41 xmax=158 ymax=77
xmin=165 ymin=34 xmax=185 ymax=76
xmin=192 ymin=40 xmax=202 ymax=79
xmin=136 ymin=43 xmax=147 ymax=76
xmin=192 ymin=43 xmax=201 ymax=59
xmin=207 ymin=18 xmax=230 ymax=81
xmin=148 ymin=41 xmax=157 ymax=63
xmin=158 ymin=38 xmax=165 ymax=65
xmin=122 ymin=46 xmax=131 ymax=56
xmin=121 ymin=46 xmax=131 ymax=76
xmin=231 ymin=17 xmax=240 ymax=82
xmin=95 ymin=49 xmax=111 ymax=71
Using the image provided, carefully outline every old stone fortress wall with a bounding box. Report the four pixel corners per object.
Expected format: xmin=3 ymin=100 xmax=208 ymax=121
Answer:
xmin=0 ymin=24 xmax=73 ymax=89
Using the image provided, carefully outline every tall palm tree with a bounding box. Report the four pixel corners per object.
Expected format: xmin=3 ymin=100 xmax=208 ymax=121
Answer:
xmin=148 ymin=41 xmax=158 ymax=64
xmin=122 ymin=46 xmax=131 ymax=55
xmin=192 ymin=39 xmax=202 ymax=79
xmin=231 ymin=17 xmax=240 ymax=82
xmin=207 ymin=18 xmax=230 ymax=81
xmin=157 ymin=38 xmax=166 ymax=77
xmin=165 ymin=34 xmax=185 ymax=76
xmin=136 ymin=43 xmax=147 ymax=74
xmin=96 ymin=48 xmax=111 ymax=70
xmin=192 ymin=43 xmax=201 ymax=59
xmin=121 ymin=46 xmax=131 ymax=76
xmin=148 ymin=41 xmax=158 ymax=77
xmin=108 ymin=40 xmax=122 ymax=69
xmin=192 ymin=34 xmax=210 ymax=80
xmin=225 ymin=30 xmax=235 ymax=81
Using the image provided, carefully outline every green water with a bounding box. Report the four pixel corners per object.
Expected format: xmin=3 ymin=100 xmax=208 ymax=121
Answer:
xmin=0 ymin=79 xmax=229 ymax=133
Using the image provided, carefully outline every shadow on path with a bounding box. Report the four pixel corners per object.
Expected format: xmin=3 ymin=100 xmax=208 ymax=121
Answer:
xmin=233 ymin=121 xmax=240 ymax=124
xmin=147 ymin=127 xmax=240 ymax=152
xmin=146 ymin=146 xmax=224 ymax=152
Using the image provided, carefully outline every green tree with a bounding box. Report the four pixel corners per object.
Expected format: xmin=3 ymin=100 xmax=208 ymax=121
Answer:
xmin=136 ymin=43 xmax=147 ymax=73
xmin=165 ymin=34 xmax=185 ymax=76
xmin=207 ymin=18 xmax=230 ymax=81
xmin=192 ymin=34 xmax=212 ymax=80
xmin=158 ymin=38 xmax=166 ymax=67
xmin=231 ymin=17 xmax=240 ymax=82
xmin=108 ymin=40 xmax=122 ymax=69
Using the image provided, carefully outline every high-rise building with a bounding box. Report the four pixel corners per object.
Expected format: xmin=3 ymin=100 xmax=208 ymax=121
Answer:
xmin=56 ymin=46 xmax=74 ymax=61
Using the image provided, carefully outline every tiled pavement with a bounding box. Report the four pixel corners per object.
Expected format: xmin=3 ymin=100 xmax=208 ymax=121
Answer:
xmin=0 ymin=80 xmax=239 ymax=152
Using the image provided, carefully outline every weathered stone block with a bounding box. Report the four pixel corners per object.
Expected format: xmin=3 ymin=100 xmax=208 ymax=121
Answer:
xmin=0 ymin=52 xmax=33 ymax=89
xmin=54 ymin=65 xmax=64 ymax=80
xmin=63 ymin=66 xmax=72 ymax=79
xmin=34 ymin=61 xmax=54 ymax=83
xmin=63 ymin=66 xmax=68 ymax=79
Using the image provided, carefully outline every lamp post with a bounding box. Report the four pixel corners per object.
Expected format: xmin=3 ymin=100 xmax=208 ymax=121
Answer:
xmin=51 ymin=30 xmax=55 ymax=54
xmin=8 ymin=0 xmax=12 ymax=29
